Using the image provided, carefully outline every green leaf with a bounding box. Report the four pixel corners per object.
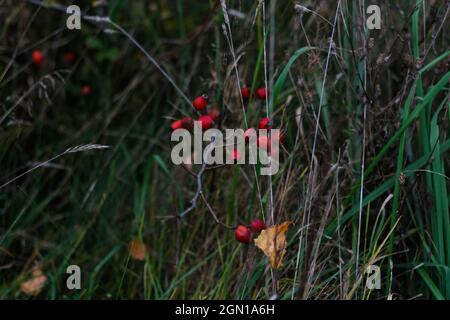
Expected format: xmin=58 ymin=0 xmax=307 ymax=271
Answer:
xmin=271 ymin=47 xmax=317 ymax=108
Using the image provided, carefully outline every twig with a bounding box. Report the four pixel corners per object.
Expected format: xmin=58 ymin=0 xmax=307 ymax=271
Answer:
xmin=179 ymin=160 xmax=208 ymax=218
xmin=179 ymin=137 xmax=217 ymax=218
xmin=200 ymin=193 xmax=235 ymax=229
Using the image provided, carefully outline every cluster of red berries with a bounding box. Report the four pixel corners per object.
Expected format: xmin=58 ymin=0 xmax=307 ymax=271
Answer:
xmin=171 ymin=88 xmax=285 ymax=162
xmin=171 ymin=85 xmax=269 ymax=132
xmin=241 ymin=87 xmax=286 ymax=155
xmin=171 ymin=87 xmax=271 ymax=130
xmin=240 ymin=86 xmax=267 ymax=101
xmin=235 ymin=219 xmax=267 ymax=244
xmin=31 ymin=49 xmax=91 ymax=96
xmin=171 ymin=94 xmax=219 ymax=131
xmin=243 ymin=118 xmax=286 ymax=156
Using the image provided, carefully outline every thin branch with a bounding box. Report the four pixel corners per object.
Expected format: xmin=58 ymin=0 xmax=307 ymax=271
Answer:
xmin=200 ymin=193 xmax=236 ymax=229
xmin=179 ymin=137 xmax=217 ymax=218
xmin=179 ymin=160 xmax=207 ymax=218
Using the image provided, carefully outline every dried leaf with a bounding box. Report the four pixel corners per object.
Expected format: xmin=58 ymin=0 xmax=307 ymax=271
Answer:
xmin=129 ymin=239 xmax=147 ymax=261
xmin=254 ymin=221 xmax=293 ymax=269
xmin=20 ymin=267 xmax=47 ymax=296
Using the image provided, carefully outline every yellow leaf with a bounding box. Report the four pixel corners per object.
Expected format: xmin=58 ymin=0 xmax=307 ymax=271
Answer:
xmin=129 ymin=239 xmax=147 ymax=261
xmin=254 ymin=221 xmax=293 ymax=269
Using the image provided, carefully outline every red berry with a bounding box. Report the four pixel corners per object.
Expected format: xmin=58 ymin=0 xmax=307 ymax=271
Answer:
xmin=32 ymin=50 xmax=44 ymax=67
xmin=257 ymin=135 xmax=270 ymax=152
xmin=231 ymin=149 xmax=241 ymax=161
xmin=250 ymin=219 xmax=266 ymax=233
xmin=243 ymin=128 xmax=257 ymax=143
xmin=235 ymin=225 xmax=251 ymax=244
xmin=193 ymin=94 xmax=208 ymax=110
xmin=81 ymin=85 xmax=91 ymax=96
xmin=258 ymin=117 xmax=271 ymax=130
xmin=64 ymin=51 xmax=75 ymax=64
xmin=181 ymin=117 xmax=194 ymax=129
xmin=198 ymin=115 xmax=214 ymax=130
xmin=241 ymin=87 xmax=251 ymax=101
xmin=171 ymin=117 xmax=193 ymax=131
xmin=207 ymin=108 xmax=220 ymax=122
xmin=171 ymin=119 xmax=183 ymax=130
xmin=255 ymin=87 xmax=267 ymax=100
